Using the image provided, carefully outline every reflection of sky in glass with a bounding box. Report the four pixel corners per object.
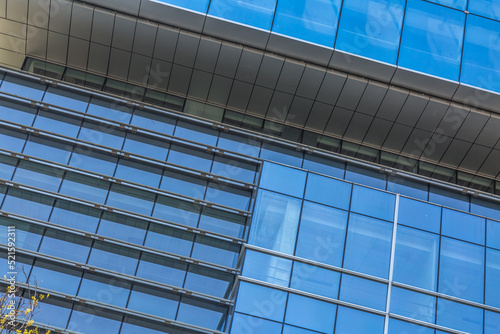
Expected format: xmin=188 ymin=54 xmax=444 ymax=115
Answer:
xmin=208 ymin=0 xmax=277 ymax=30
xmin=154 ymin=0 xmax=210 ymax=13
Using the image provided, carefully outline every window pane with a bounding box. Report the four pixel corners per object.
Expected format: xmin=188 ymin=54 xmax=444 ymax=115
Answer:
xmin=343 ymin=213 xmax=393 ymax=278
xmin=335 ymin=307 xmax=384 ymax=334
xmin=106 ymin=184 xmax=155 ymax=216
xmin=487 ymin=219 xmax=500 ymax=250
xmin=208 ymin=0 xmax=277 ymax=30
xmin=243 ymin=250 xmax=292 ymax=287
xmin=59 ymin=172 xmax=109 ymax=203
xmin=43 ymin=86 xmax=90 ymax=112
xmin=290 ymin=262 xmax=340 ymax=299
xmin=283 ymin=324 xmax=318 ymax=334
xmin=442 ymin=208 xmax=485 ymax=245
xmin=153 ymin=196 xmax=201 ymax=227
xmin=235 ymin=282 xmax=287 ymax=322
xmin=115 ymin=159 xmax=162 ymax=188
xmin=160 ymin=170 xmax=206 ymax=198
xmin=388 ymin=318 xmax=434 ymax=334
xmin=0 ymin=127 xmax=27 ymax=152
xmin=177 ymin=297 xmax=227 ymax=331
xmin=32 ymin=110 xmax=81 ymax=137
xmin=217 ymin=132 xmax=261 ymax=157
xmin=78 ymin=272 xmax=131 ymax=308
xmin=260 ymin=142 xmax=303 ymax=168
xmin=127 ymin=284 xmax=179 ymax=319
xmin=429 ymin=185 xmax=469 ymax=211
xmin=122 ymin=133 xmax=170 ymax=161
xmin=471 ymin=197 xmax=500 ymax=221
xmin=211 ymin=156 xmax=257 ymax=184
xmin=167 ymin=144 xmax=213 ymax=172
xmin=205 ymin=182 xmax=251 ymax=210
xmin=345 ymin=163 xmax=386 ymax=190
xmin=29 ymin=260 xmax=82 ymax=295
xmin=198 ymin=207 xmax=246 ymax=238
xmin=339 ymin=274 xmax=387 ymax=311
xmin=398 ymin=197 xmax=441 ymax=233
xmin=69 ymin=148 xmax=117 ymax=175
xmin=87 ymin=97 xmax=133 ymax=123
xmin=87 ymin=242 xmax=140 ymax=275
xmin=390 ymin=287 xmax=436 ymax=323
xmin=231 ymin=312 xmax=282 ymax=333
xmin=67 ymin=305 xmax=122 ymax=333
xmin=78 ymin=120 xmax=125 ymax=149
xmin=2 ymin=188 xmax=54 ymax=221
xmin=130 ymin=109 xmax=176 ymax=135
xmin=144 ymin=223 xmax=194 ymax=256
xmin=0 ymin=99 xmax=36 ymax=125
xmin=49 ymin=200 xmax=100 ymax=232
xmin=0 ymin=217 xmax=43 ymax=251
xmin=191 ymin=235 xmax=240 ymax=268
xmin=23 ymin=136 xmax=72 ymax=164
xmin=486 ymin=248 xmax=500 ymax=308
xmin=184 ymin=266 xmax=234 ymax=298
xmin=469 ymin=0 xmax=500 ymax=20
xmin=260 ymin=162 xmax=306 ymax=198
xmin=336 ymin=0 xmax=404 ymax=63
xmin=387 ymin=175 xmax=428 ymax=201
xmin=38 ymin=229 xmax=92 ymax=263
xmin=174 ymin=121 xmax=218 ymax=146
xmin=302 ymin=154 xmax=345 ymax=179
xmin=0 ymin=154 xmax=17 ymax=180
xmin=97 ymin=212 xmax=147 ymax=245
xmin=305 ymin=173 xmax=351 ymax=210
xmin=436 ymin=299 xmax=483 ymax=334
xmin=0 ymin=74 xmax=45 ymax=100
xmin=12 ymin=160 xmax=64 ymax=192
xmin=285 ymin=293 xmax=336 ymax=333
xmin=351 ymin=185 xmax=395 ymax=221
xmin=136 ymin=253 xmax=187 ymax=287
xmin=427 ymin=0 xmax=466 ymax=10
xmin=485 ymin=310 xmax=500 ymax=334
xmin=295 ymin=201 xmax=348 ymax=266
xmin=31 ymin=297 xmax=72 ymax=329
xmin=248 ymin=190 xmax=301 ymax=255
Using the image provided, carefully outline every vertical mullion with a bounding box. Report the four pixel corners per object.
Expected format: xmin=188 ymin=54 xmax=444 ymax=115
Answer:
xmin=384 ymin=193 xmax=400 ymax=334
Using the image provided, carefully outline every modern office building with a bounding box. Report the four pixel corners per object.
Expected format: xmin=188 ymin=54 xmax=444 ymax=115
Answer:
xmin=0 ymin=0 xmax=499 ymax=333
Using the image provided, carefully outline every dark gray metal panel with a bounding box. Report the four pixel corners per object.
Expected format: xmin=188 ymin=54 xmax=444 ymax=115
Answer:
xmin=188 ymin=69 xmax=212 ymax=101
xmin=286 ymin=96 xmax=313 ymax=126
xmin=207 ymin=74 xmax=232 ymax=105
xmin=107 ymin=47 xmax=131 ymax=79
xmin=84 ymin=0 xmax=140 ymax=16
xmin=439 ymin=139 xmax=472 ymax=167
xmin=26 ymin=26 xmax=47 ymax=58
xmin=147 ymin=58 xmax=171 ymax=90
xmin=421 ymin=133 xmax=453 ymax=162
xmin=91 ymin=8 xmax=114 ymax=46
xmin=128 ymin=53 xmax=152 ymax=84
xmin=305 ymin=101 xmax=333 ymax=131
xmin=336 ymin=75 xmax=367 ymax=110
xmin=168 ymin=64 xmax=192 ymax=96
xmin=316 ymin=69 xmax=346 ymax=105
xmin=356 ymin=81 xmax=387 ymax=116
xmin=174 ymin=30 xmax=200 ymax=68
xmin=194 ymin=36 xmax=221 ymax=73
xmin=454 ymin=110 xmax=489 ymax=143
xmin=324 ymin=106 xmax=353 ymax=137
xmin=344 ymin=112 xmax=373 ymax=142
xmin=475 ymin=115 xmax=500 ymax=147
xmin=70 ymin=2 xmax=93 ymax=40
xmin=396 ymin=92 xmax=429 ymax=127
xmin=215 ymin=42 xmax=242 ymax=78
xmin=227 ymin=80 xmax=252 ymax=112
xmin=87 ymin=42 xmax=110 ymax=75
xmin=139 ymin=0 xmax=205 ymax=33
xmin=49 ymin=0 xmax=72 ymax=34
xmin=235 ymin=47 xmax=263 ymax=84
xmin=296 ymin=64 xmax=326 ymax=100
xmin=247 ymin=85 xmax=273 ymax=117
xmin=330 ymin=50 xmax=397 ymax=83
xmin=435 ymin=103 xmax=470 ymax=138
xmin=267 ymin=32 xmax=333 ymax=67
xmin=67 ymin=36 xmax=89 ymax=69
xmin=112 ymin=14 xmax=137 ymax=52
xmin=266 ymin=91 xmax=294 ymax=122
xmin=415 ymin=97 xmax=450 ymax=132
xmin=6 ymin=0 xmax=27 ymax=23
xmin=453 ymin=83 xmax=500 ymax=114
xmin=383 ymin=123 xmax=413 ymax=152
xmin=133 ymin=20 xmax=157 ymax=57
xmin=153 ymin=25 xmax=179 ymax=63
xmin=28 ymin=0 xmax=50 ymax=29
xmin=255 ymin=53 xmax=284 ymax=89
xmin=392 ymin=67 xmax=459 ymax=100
xmin=363 ymin=117 xmax=393 ymax=147
xmin=47 ymin=31 xmax=68 ymax=64
xmin=478 ymin=149 xmax=500 ymax=178
xmin=459 ymin=144 xmax=491 ymax=173
xmin=275 ymin=59 xmax=305 ymax=95
xmin=376 ymin=86 xmax=409 ymax=122
xmin=401 ymin=128 xmax=434 ymax=158
xmin=203 ymin=16 xmax=269 ymax=50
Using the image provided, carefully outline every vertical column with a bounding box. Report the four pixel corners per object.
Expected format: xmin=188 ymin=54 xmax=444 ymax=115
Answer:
xmin=384 ymin=193 xmax=400 ymax=334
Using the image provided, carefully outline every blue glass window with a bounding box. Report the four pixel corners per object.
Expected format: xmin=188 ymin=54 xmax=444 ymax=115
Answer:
xmin=290 ymin=262 xmax=340 ymax=299
xmin=43 ymin=87 xmax=90 ymax=112
xmin=461 ymin=15 xmax=500 ymax=92
xmin=130 ymin=109 xmax=176 ymax=136
xmin=59 ymin=172 xmax=109 ymax=203
xmin=260 ymin=162 xmax=306 ymax=198
xmin=469 ymin=0 xmax=500 ymax=21
xmin=33 ymin=298 xmax=72 ymax=329
xmin=23 ymin=137 xmax=72 ymax=164
xmin=295 ymin=201 xmax=348 ymax=266
xmin=343 ymin=213 xmax=393 ymax=278
xmin=177 ymin=297 xmax=227 ymax=331
xmin=49 ymin=200 xmax=100 ymax=232
xmin=304 ymin=173 xmax=351 ymax=210
xmin=336 ymin=0 xmax=404 ymax=63
xmin=167 ymin=144 xmax=213 ymax=172
xmin=206 ymin=182 xmax=251 ymax=210
xmin=97 ymin=212 xmax=147 ymax=245
xmin=106 ymin=184 xmax=155 ymax=216
xmin=398 ymin=197 xmax=441 ymax=234
xmin=283 ymin=325 xmax=318 ymax=334
xmin=436 ymin=299 xmax=483 ymax=334
xmin=160 ymin=171 xmax=206 ymax=198
xmin=0 ymin=218 xmax=43 ymax=251
xmin=122 ymin=133 xmax=170 ymax=161
xmin=0 ymin=127 xmax=26 ymax=152
xmin=485 ymin=310 xmax=500 ymax=334
xmin=174 ymin=121 xmax=218 ymax=146
xmin=77 ymin=272 xmax=131 ymax=307
xmin=394 ymin=226 xmax=439 ymax=290
xmin=235 ymin=282 xmax=287 ymax=322
xmin=69 ymin=148 xmax=117 ymax=175
xmin=442 ymin=208 xmax=485 ymax=245
xmin=208 ymin=0 xmax=277 ymax=30
xmin=156 ymin=0 xmax=209 ymax=13
xmin=243 ymin=250 xmax=292 ymax=287
xmin=114 ymin=159 xmax=162 ymax=188
xmin=486 ymin=248 xmax=500 ymax=308
xmin=471 ymin=197 xmax=500 ymax=221
xmin=67 ymin=305 xmax=122 ymax=333
xmin=390 ymin=287 xmax=436 ymax=323
xmin=427 ymin=0 xmax=467 ymax=10
xmin=439 ymin=237 xmax=484 ymax=303
xmin=0 ymin=155 xmax=17 ymax=180
xmin=191 ymin=235 xmax=239 ymax=267
xmin=0 ymin=74 xmax=46 ymax=100
xmin=302 ymin=154 xmax=345 ymax=179
xmin=335 ymin=306 xmax=385 ymax=333
xmin=285 ymin=293 xmax=336 ymax=333
xmin=387 ymin=175 xmax=428 ymax=201
xmin=429 ymin=185 xmax=469 ymax=212
xmin=231 ymin=312 xmax=283 ymax=333
xmin=217 ymin=132 xmax=261 ymax=157
xmin=144 ymin=223 xmax=194 ymax=256
xmin=153 ymin=196 xmax=201 ymax=227
xmin=184 ymin=266 xmax=234 ymax=298
xmin=0 ymin=100 xmax=36 ymax=126
xmin=87 ymin=242 xmax=140 ymax=275
xmin=12 ymin=160 xmax=63 ymax=192
xmin=487 ymin=219 xmax=500 ymax=250
xmin=351 ymin=185 xmax=395 ymax=221
xmin=2 ymin=188 xmax=54 ymax=221
xmin=78 ymin=120 xmax=125 ymax=149
xmin=198 ymin=208 xmax=246 ymax=238
xmin=127 ymin=285 xmax=179 ymax=319
xmin=39 ymin=230 xmax=92 ymax=263
xmin=33 ymin=110 xmax=81 ymax=137
xmin=399 ymin=0 xmax=465 ymax=80
xmin=345 ymin=164 xmax=387 ymax=190
xmin=211 ymin=156 xmax=257 ymax=184
xmin=136 ymin=253 xmax=187 ymax=287
xmin=87 ymin=97 xmax=133 ymax=123
xmin=29 ymin=260 xmax=82 ymax=295
xmin=272 ymin=0 xmax=341 ymax=47
xmin=248 ymin=190 xmax=301 ymax=254
xmin=388 ymin=318 xmax=434 ymax=334
xmin=339 ymin=274 xmax=387 ymax=311
xmin=260 ymin=142 xmax=303 ymax=167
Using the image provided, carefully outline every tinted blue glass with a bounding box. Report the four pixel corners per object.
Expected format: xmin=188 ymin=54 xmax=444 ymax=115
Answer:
xmin=78 ymin=273 xmax=131 ymax=307
xmin=69 ymin=149 xmax=117 ymax=175
xmin=272 ymin=0 xmax=340 ymax=47
xmin=336 ymin=0 xmax=404 ymax=63
xmin=176 ymin=298 xmax=227 ymax=330
xmin=231 ymin=312 xmax=282 ymax=333
xmin=290 ymin=262 xmax=340 ymax=299
xmin=390 ymin=287 xmax=436 ymax=323
xmin=283 ymin=325 xmax=318 ymax=334
xmin=78 ymin=121 xmax=125 ymax=149
xmin=248 ymin=190 xmax=301 ymax=254
xmin=339 ymin=274 xmax=387 ymax=311
xmin=0 ymin=100 xmax=36 ymax=125
xmin=485 ymin=310 xmax=500 ymax=334
xmin=461 ymin=15 xmax=500 ymax=92
xmin=442 ymin=208 xmax=485 ymax=245
xmin=304 ymin=173 xmax=351 ymax=210
xmin=208 ymin=0 xmax=277 ymax=30
xmin=285 ymin=294 xmax=336 ymax=333
xmin=136 ymin=254 xmax=187 ymax=287
xmin=0 ymin=127 xmax=26 ymax=152
xmin=394 ymin=226 xmax=439 ymax=290
xmin=97 ymin=213 xmax=147 ymax=245
xmin=205 ymin=183 xmax=251 ymax=210
xmin=0 ymin=155 xmax=17 ymax=179
xmin=351 ymin=185 xmax=395 ymax=221
xmin=160 ymin=171 xmax=206 ymax=198
xmin=29 ymin=261 xmax=82 ymax=295
xmin=156 ymin=0 xmax=209 ymax=13
xmin=235 ymin=282 xmax=287 ymax=322
xmin=387 ymin=175 xmax=428 ymax=201
xmin=243 ymin=250 xmax=292 ymax=287
xmin=302 ymin=154 xmax=345 ymax=179
xmin=399 ymin=0 xmax=465 ymax=80
xmin=43 ymin=87 xmax=90 ymax=112
xmin=343 ymin=213 xmax=393 ymax=278
xmin=127 ymin=286 xmax=179 ymax=318
xmin=260 ymin=143 xmax=303 ymax=168
xmin=87 ymin=242 xmax=139 ymax=275
xmin=0 ymin=218 xmax=42 ymax=251
xmin=429 ymin=185 xmax=469 ymax=211
xmin=2 ymin=189 xmax=53 ymax=221
xmin=12 ymin=161 xmax=63 ymax=192
xmin=295 ymin=201 xmax=348 ymax=266
xmin=335 ymin=307 xmax=384 ymax=333
xmin=153 ymin=196 xmax=200 ymax=227
xmin=167 ymin=144 xmax=213 ymax=172
xmin=39 ymin=230 xmax=92 ymax=263
xmin=174 ymin=121 xmax=218 ymax=146
xmin=122 ymin=133 xmax=170 ymax=161
xmin=398 ymin=197 xmax=441 ymax=233
xmin=217 ymin=132 xmax=261 ymax=157
xmin=59 ymin=173 xmax=109 ymax=203
xmin=436 ymin=299 xmax=483 ymax=334
xmin=486 ymin=248 xmax=500 ymax=308
xmin=106 ymin=184 xmax=155 ymax=216
xmin=198 ymin=207 xmax=246 ymax=238
xmin=130 ymin=109 xmax=176 ymax=135
xmin=471 ymin=197 xmax=500 ymax=221
xmin=34 ymin=299 xmax=72 ymax=329
xmin=487 ymin=219 xmax=500 ymax=250
xmin=439 ymin=237 xmax=484 ymax=303
xmin=114 ymin=160 xmax=162 ymax=188
xmin=49 ymin=201 xmax=100 ymax=232
xmin=388 ymin=318 xmax=434 ymax=334
xmin=260 ymin=162 xmax=306 ymax=198
xmin=23 ymin=137 xmax=71 ymax=164
xmin=469 ymin=0 xmax=500 ymax=20
xmin=0 ymin=75 xmax=46 ymax=100
xmin=191 ymin=236 xmax=239 ymax=268
xmin=211 ymin=156 xmax=256 ymax=184
xmin=345 ymin=164 xmax=387 ymax=190
xmin=67 ymin=306 xmax=122 ymax=334
xmin=33 ymin=110 xmax=81 ymax=137
xmin=144 ymin=224 xmax=194 ymax=256
xmin=184 ymin=266 xmax=233 ymax=298
xmin=427 ymin=0 xmax=467 ymax=10
xmin=87 ymin=97 xmax=132 ymax=123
